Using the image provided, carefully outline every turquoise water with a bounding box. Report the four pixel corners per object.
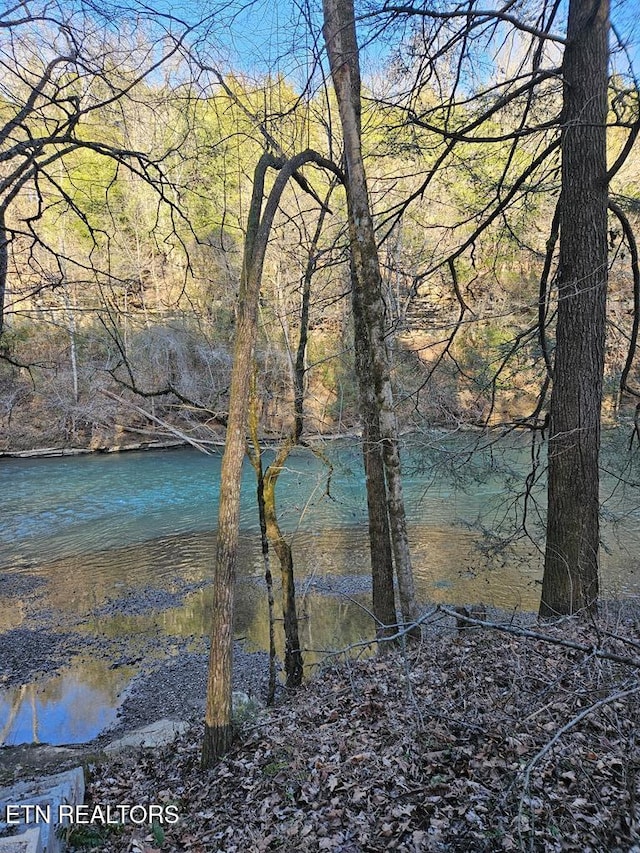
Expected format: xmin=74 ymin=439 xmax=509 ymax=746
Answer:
xmin=0 ymin=445 xmax=367 ymax=567
xmin=0 ymin=436 xmax=534 ymax=566
xmin=1 ymin=434 xmax=639 ymax=602
xmin=1 ymin=433 xmax=639 ymax=746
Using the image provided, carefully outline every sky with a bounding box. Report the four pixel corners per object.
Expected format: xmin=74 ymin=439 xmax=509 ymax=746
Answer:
xmin=10 ymin=0 xmax=637 ymax=92
xmin=150 ymin=0 xmax=639 ymax=94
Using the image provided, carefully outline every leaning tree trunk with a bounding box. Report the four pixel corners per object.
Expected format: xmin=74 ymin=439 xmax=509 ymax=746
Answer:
xmin=258 ymin=192 xmax=335 ymax=686
xmin=202 ymin=154 xmax=273 ymax=766
xmin=202 ymin=149 xmax=342 ymax=766
xmin=323 ymin=0 xmax=418 ymax=628
xmin=540 ymin=0 xmax=609 ymax=617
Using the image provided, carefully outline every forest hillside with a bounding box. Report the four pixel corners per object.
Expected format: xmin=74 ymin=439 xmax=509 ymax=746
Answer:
xmin=1 ymin=2 xmax=638 ymax=454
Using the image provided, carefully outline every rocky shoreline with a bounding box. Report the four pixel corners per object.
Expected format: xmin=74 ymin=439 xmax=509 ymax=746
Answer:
xmin=0 ymin=561 xmax=375 ymax=783
xmin=0 ymin=439 xmax=195 ymax=458
xmin=0 ymin=430 xmax=364 ymax=459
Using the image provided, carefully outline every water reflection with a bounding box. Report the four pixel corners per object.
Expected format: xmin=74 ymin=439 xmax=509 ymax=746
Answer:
xmin=2 ymin=436 xmax=640 ymax=746
xmin=0 ymin=661 xmax=134 ymax=746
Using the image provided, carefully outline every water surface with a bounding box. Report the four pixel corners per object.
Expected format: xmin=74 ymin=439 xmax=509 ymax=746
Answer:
xmin=1 ymin=433 xmax=639 ymax=745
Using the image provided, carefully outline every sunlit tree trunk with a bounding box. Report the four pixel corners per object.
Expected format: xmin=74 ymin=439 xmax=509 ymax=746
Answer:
xmin=202 ymin=149 xmax=342 ymax=766
xmin=202 ymin=155 xmax=272 ymax=766
xmin=540 ymin=0 xmax=609 ymax=617
xmin=322 ymin=0 xmax=418 ymax=629
xmin=351 ymin=258 xmax=397 ymax=637
xmin=257 ymin=194 xmax=334 ymax=686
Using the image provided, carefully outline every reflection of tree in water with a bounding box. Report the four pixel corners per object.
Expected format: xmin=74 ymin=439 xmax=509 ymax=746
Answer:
xmin=1 ymin=684 xmax=28 ymax=744
xmin=1 ymin=683 xmax=43 ymax=745
xmin=298 ymin=595 xmax=374 ymax=665
xmin=0 ymin=660 xmax=132 ymax=746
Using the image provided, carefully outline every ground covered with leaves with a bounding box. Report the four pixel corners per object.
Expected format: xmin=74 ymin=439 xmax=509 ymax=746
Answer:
xmin=87 ymin=611 xmax=640 ymax=852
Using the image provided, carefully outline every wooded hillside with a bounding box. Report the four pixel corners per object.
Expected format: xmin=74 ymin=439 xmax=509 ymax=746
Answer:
xmin=1 ymin=1 xmax=637 ymax=454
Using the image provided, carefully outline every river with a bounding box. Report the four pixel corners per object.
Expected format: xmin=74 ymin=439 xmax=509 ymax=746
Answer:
xmin=1 ymin=430 xmax=639 ymax=746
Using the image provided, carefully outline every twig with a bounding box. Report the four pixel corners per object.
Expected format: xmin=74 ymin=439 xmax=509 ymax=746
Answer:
xmin=517 ymin=683 xmax=640 ymax=846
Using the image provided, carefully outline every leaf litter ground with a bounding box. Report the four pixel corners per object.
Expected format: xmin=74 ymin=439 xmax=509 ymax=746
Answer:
xmin=87 ymin=608 xmax=640 ymax=852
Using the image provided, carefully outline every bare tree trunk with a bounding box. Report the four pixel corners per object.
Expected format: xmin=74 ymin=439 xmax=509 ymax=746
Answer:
xmin=540 ymin=0 xmax=609 ymax=617
xmin=322 ymin=0 xmax=418 ymax=628
xmin=202 ymin=149 xmax=342 ymax=766
xmin=257 ymin=193 xmax=335 ymax=686
xmin=0 ymin=212 xmax=7 ymax=338
xmin=202 ymin=157 xmax=269 ymax=766
xmin=61 ymin=286 xmax=79 ymax=406
xmin=263 ymin=440 xmax=304 ymax=687
xmin=351 ymin=259 xmax=397 ymax=637
xmin=248 ymin=378 xmax=277 ymax=706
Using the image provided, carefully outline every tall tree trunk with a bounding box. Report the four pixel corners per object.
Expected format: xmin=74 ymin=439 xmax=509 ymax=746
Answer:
xmin=257 ymin=193 xmax=334 ymax=686
xmin=0 ymin=211 xmax=8 ymax=338
xmin=540 ymin=0 xmax=609 ymax=617
xmin=202 ymin=154 xmax=273 ymax=767
xmin=322 ymin=0 xmax=418 ymax=628
xmin=351 ymin=258 xmax=397 ymax=637
xmin=202 ymin=149 xmax=342 ymax=766
xmin=263 ymin=440 xmax=304 ymax=687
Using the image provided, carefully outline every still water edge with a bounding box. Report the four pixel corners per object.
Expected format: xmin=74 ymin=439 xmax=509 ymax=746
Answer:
xmin=1 ymin=434 xmax=639 ymax=745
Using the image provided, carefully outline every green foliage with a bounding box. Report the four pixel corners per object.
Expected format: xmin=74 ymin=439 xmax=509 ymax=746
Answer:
xmin=455 ymin=321 xmax=513 ymax=383
xmin=151 ymin=819 xmax=166 ymax=847
xmin=232 ymin=691 xmax=262 ymax=727
xmin=57 ymin=821 xmax=122 ymax=850
xmin=2 ymin=8 xmax=639 ymax=446
xmin=262 ymin=759 xmax=289 ymax=777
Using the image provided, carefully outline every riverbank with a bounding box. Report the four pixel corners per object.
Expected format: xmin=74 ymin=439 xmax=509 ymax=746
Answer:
xmin=84 ymin=609 xmax=639 ymax=853
xmin=3 ymin=595 xmax=640 ymax=850
xmin=0 ymin=564 xmax=371 ymax=782
xmin=0 ymin=642 xmax=267 ymax=785
xmin=0 ymin=439 xmax=190 ymax=458
xmin=0 ymin=429 xmax=367 ymax=458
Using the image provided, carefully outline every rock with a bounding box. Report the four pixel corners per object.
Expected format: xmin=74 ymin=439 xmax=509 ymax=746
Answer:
xmin=103 ymin=719 xmax=189 ymax=754
xmin=0 ymin=826 xmax=42 ymax=853
xmin=232 ymin=691 xmax=263 ymax=725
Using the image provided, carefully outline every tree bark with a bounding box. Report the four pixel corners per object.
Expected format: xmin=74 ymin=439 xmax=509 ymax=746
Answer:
xmin=202 ymin=153 xmax=275 ymax=766
xmin=0 ymin=212 xmax=7 ymax=338
xmin=322 ymin=0 xmax=418 ymax=628
xmin=351 ymin=258 xmax=397 ymax=637
xmin=202 ymin=149 xmax=342 ymax=766
xmin=540 ymin=0 xmax=609 ymax=617
xmin=263 ymin=440 xmax=304 ymax=687
xmin=247 ymin=378 xmax=277 ymax=706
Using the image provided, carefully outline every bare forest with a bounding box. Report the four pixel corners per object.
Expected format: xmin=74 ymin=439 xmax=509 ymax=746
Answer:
xmin=1 ymin=2 xmax=636 ymax=459
xmin=2 ymin=0 xmax=640 ymax=848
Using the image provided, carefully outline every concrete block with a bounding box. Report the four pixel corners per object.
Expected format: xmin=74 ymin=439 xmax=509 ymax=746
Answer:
xmin=0 ymin=827 xmax=43 ymax=853
xmin=0 ymin=768 xmax=84 ymax=853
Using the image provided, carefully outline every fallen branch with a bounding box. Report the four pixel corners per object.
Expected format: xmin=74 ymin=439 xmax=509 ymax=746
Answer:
xmin=438 ymin=605 xmax=640 ymax=669
xmin=100 ymin=390 xmax=214 ymax=454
